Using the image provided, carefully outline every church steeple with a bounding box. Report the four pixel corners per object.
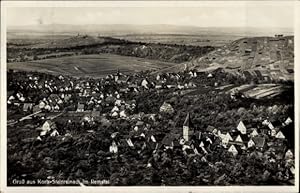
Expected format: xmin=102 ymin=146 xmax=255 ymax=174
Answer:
xmin=183 ymin=113 xmax=191 ymax=127
xmin=183 ymin=113 xmax=193 ymax=141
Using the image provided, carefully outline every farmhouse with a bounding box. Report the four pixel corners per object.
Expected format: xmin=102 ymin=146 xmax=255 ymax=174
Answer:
xmin=275 ymin=131 xmax=285 ymax=139
xmin=109 ymin=141 xmax=118 ymax=154
xmin=38 ymin=120 xmax=56 ymax=136
xmin=228 ymin=144 xmax=239 ymax=156
xmin=159 ymin=102 xmax=174 ymax=114
xmin=248 ymin=139 xmax=255 ymax=148
xmin=237 ymin=121 xmax=247 ymax=134
xmin=77 ymin=103 xmax=85 ymax=112
xmin=249 ymin=128 xmax=259 ymax=137
xmin=23 ymin=103 xmax=34 ymax=112
xmin=284 ymin=117 xmax=292 ymax=126
xmin=141 ymin=79 xmax=149 ymax=89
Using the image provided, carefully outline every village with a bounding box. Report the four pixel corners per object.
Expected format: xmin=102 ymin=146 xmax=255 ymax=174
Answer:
xmin=7 ymin=67 xmax=295 ymax=186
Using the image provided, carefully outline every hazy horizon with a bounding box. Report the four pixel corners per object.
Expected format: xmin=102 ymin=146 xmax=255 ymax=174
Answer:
xmin=8 ymin=23 xmax=293 ymax=30
xmin=7 ymin=3 xmax=295 ymax=29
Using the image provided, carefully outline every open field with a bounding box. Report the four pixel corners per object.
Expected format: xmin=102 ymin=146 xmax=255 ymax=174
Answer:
xmin=7 ymin=54 xmax=177 ymax=78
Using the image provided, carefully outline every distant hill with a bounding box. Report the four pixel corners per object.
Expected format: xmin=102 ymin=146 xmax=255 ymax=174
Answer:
xmin=7 ymin=35 xmax=124 ymax=49
xmin=177 ymin=35 xmax=294 ymax=81
xmin=31 ymin=35 xmax=108 ymax=49
xmin=7 ymin=24 xmax=293 ymax=37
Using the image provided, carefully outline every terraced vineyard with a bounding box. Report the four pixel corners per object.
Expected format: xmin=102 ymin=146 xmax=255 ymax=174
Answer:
xmin=216 ymin=84 xmax=291 ymax=99
xmin=181 ymin=36 xmax=294 ymax=81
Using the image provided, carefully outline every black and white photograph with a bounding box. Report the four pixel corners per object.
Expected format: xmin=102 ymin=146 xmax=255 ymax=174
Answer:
xmin=0 ymin=1 xmax=299 ymax=192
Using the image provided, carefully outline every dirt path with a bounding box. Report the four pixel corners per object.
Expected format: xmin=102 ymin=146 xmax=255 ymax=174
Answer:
xmin=7 ymin=110 xmax=64 ymax=126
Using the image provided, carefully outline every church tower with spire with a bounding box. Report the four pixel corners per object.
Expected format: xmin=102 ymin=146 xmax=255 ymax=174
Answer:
xmin=183 ymin=113 xmax=194 ymax=141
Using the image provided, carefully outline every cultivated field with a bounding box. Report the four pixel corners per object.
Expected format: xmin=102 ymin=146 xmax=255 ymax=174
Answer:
xmin=7 ymin=54 xmax=177 ymax=78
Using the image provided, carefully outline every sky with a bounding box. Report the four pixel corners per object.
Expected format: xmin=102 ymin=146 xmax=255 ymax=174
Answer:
xmin=6 ymin=2 xmax=295 ymax=29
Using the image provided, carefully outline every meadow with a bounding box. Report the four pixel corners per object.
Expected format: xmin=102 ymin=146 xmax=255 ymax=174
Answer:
xmin=7 ymin=53 xmax=177 ymax=78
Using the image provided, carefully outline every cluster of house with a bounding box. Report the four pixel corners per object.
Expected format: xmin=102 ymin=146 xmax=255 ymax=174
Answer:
xmin=182 ymin=114 xmax=292 ymax=160
xmin=7 ymin=92 xmax=27 ymax=105
xmin=8 ymin=92 xmax=72 ymax=113
xmin=8 ymin=70 xmax=294 ymax=175
xmin=105 ymin=71 xmax=202 ymax=92
xmin=7 ymin=74 xmax=73 ymax=113
xmin=217 ymin=118 xmax=292 ymax=157
xmin=8 ymin=70 xmax=219 ymax=119
xmin=103 ymin=112 xmax=294 ymax=166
